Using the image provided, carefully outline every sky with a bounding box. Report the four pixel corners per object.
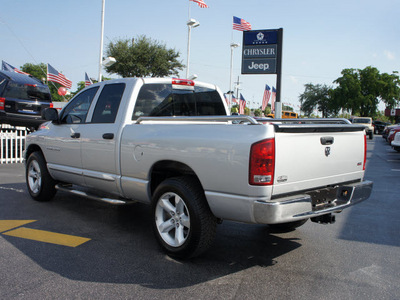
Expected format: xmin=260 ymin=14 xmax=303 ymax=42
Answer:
xmin=1 ymin=0 xmax=399 ymax=112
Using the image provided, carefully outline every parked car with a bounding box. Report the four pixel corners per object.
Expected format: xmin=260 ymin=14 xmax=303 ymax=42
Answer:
xmin=388 ymin=127 xmax=400 ymax=145
xmin=352 ymin=117 xmax=374 ymax=139
xmin=0 ymin=70 xmax=52 ymax=130
xmin=382 ymin=124 xmax=400 ymax=142
xmin=391 ymin=132 xmax=400 ymax=152
xmin=373 ymin=120 xmax=390 ymax=134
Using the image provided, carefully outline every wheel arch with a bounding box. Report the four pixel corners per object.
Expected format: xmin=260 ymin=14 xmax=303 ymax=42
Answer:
xmin=149 ymin=160 xmax=204 ymax=199
xmin=24 ymin=144 xmax=45 ymax=163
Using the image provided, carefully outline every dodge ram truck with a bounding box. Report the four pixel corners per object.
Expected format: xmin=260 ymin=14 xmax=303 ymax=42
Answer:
xmin=24 ymin=77 xmax=373 ymax=258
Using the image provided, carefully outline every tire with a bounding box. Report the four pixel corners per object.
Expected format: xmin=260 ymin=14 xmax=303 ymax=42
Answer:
xmin=152 ymin=176 xmax=217 ymax=259
xmin=26 ymin=151 xmax=57 ymax=201
xmin=268 ymin=219 xmax=308 ymax=232
xmin=369 ymin=132 xmax=373 ymax=140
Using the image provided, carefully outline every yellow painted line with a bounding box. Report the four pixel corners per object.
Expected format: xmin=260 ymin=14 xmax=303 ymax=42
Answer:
xmin=3 ymin=227 xmax=91 ymax=247
xmin=0 ymin=220 xmax=36 ymax=233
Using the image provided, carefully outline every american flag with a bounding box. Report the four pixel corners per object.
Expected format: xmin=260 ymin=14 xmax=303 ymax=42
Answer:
xmin=223 ymin=93 xmax=229 ymax=106
xmin=190 ymin=0 xmax=208 ymax=8
xmin=47 ymin=64 xmax=72 ymax=89
xmin=239 ymin=93 xmax=246 ymax=114
xmin=262 ymin=84 xmax=271 ymax=111
xmin=271 ymin=87 xmax=276 ymax=112
xmin=232 ymin=94 xmax=238 ymax=104
xmin=85 ymin=72 xmax=93 ymax=87
xmin=2 ymin=60 xmax=30 ymax=75
xmin=233 ymin=16 xmax=251 ymax=31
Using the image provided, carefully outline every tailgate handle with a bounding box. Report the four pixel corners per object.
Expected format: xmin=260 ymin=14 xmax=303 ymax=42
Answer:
xmin=321 ymin=136 xmax=334 ymax=145
xmin=102 ymin=133 xmax=114 ymax=140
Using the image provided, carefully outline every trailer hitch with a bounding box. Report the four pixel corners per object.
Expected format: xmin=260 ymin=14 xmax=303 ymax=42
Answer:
xmin=311 ymin=213 xmax=336 ymax=224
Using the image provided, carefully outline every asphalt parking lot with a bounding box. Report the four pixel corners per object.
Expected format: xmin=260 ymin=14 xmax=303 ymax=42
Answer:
xmin=1 ymin=135 xmax=399 ymax=299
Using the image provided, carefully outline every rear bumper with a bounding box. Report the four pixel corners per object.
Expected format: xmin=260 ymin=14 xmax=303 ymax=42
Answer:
xmin=254 ymin=180 xmax=373 ymax=224
xmin=0 ymin=111 xmax=46 ymax=128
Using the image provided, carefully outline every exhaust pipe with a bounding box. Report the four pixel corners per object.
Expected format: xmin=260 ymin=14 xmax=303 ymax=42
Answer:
xmin=311 ymin=213 xmax=336 ymax=224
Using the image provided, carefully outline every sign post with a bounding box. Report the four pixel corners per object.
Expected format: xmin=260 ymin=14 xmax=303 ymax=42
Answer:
xmin=241 ymin=28 xmax=283 ymax=118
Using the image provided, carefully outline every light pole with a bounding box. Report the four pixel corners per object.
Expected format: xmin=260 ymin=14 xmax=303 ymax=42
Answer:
xmin=186 ymin=18 xmax=200 ymax=79
xmin=229 ymin=43 xmax=239 ymax=111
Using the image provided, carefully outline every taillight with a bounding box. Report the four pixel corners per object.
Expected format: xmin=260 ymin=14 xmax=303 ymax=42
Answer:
xmin=363 ymin=134 xmax=367 ymax=170
xmin=249 ymin=138 xmax=275 ymax=185
xmin=49 ymin=103 xmax=54 ymax=108
xmin=172 ymin=78 xmax=195 ymax=86
xmin=0 ymin=97 xmax=5 ymax=111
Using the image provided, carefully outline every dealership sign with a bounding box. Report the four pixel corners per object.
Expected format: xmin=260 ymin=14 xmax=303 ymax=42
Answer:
xmin=241 ymin=29 xmax=282 ymax=75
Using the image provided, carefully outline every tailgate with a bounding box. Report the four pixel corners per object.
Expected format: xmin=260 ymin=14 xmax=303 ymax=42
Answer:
xmin=273 ymin=125 xmax=366 ymax=196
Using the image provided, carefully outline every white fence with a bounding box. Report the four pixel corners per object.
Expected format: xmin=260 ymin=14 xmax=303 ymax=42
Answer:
xmin=0 ymin=124 xmax=28 ymax=164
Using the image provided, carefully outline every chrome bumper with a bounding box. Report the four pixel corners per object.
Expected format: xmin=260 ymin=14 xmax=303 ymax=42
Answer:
xmin=254 ymin=180 xmax=373 ymax=224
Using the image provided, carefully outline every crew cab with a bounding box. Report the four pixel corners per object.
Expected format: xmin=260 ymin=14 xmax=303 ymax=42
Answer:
xmin=24 ymin=78 xmax=373 ymax=258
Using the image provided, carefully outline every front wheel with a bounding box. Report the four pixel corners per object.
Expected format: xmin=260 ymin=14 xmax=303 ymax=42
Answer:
xmin=369 ymin=131 xmax=373 ymax=140
xmin=26 ymin=151 xmax=57 ymax=201
xmin=152 ymin=177 xmax=217 ymax=259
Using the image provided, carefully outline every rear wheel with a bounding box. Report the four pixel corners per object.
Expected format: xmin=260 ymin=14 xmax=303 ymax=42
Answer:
xmin=26 ymin=152 xmax=57 ymax=201
xmin=268 ymin=219 xmax=308 ymax=232
xmin=152 ymin=177 xmax=217 ymax=259
xmin=369 ymin=131 xmax=373 ymax=140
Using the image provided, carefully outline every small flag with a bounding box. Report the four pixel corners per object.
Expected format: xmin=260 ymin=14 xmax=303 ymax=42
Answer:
xmin=233 ymin=16 xmax=251 ymax=31
xmin=223 ymin=93 xmax=229 ymax=106
xmin=232 ymin=94 xmax=238 ymax=104
xmin=262 ymin=84 xmax=271 ymax=111
xmin=2 ymin=61 xmax=30 ymax=75
xmin=271 ymin=87 xmax=276 ymax=112
xmin=239 ymin=93 xmax=246 ymax=114
xmin=85 ymin=72 xmax=93 ymax=87
xmin=47 ymin=64 xmax=72 ymax=89
xmin=190 ymin=0 xmax=208 ymax=8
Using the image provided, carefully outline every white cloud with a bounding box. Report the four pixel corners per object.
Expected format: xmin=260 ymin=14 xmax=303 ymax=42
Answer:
xmin=384 ymin=50 xmax=395 ymax=60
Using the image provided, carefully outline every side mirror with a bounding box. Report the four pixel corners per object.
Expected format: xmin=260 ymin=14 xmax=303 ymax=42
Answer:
xmin=43 ymin=108 xmax=60 ymax=123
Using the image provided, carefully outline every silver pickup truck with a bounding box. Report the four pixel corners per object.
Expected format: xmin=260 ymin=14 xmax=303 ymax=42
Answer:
xmin=24 ymin=77 xmax=373 ymax=258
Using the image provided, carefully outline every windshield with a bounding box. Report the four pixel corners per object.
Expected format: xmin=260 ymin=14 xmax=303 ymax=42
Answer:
xmin=3 ymin=81 xmax=52 ymax=102
xmin=353 ymin=118 xmax=371 ymax=124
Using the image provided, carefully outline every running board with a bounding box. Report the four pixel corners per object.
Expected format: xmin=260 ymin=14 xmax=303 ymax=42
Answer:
xmin=55 ymin=184 xmax=134 ymax=205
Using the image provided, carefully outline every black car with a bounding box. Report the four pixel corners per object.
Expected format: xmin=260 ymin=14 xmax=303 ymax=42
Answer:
xmin=373 ymin=120 xmax=390 ymax=134
xmin=0 ymin=70 xmax=52 ymax=130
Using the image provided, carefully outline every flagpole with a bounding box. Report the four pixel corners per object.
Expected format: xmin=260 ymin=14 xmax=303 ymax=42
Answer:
xmin=98 ymin=0 xmax=105 ymax=82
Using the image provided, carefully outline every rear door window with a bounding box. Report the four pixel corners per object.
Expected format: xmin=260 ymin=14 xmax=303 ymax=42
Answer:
xmin=132 ymin=84 xmax=225 ymax=120
xmin=91 ymin=83 xmax=125 ymax=123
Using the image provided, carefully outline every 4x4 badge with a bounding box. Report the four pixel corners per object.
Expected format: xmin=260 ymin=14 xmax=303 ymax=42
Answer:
xmin=325 ymin=147 xmax=331 ymax=157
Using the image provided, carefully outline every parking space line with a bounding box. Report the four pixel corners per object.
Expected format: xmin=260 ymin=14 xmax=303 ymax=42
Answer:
xmin=3 ymin=227 xmax=91 ymax=247
xmin=0 ymin=220 xmax=36 ymax=233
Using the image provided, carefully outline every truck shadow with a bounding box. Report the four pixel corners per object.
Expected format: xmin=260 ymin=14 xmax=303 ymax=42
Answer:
xmin=1 ymin=183 xmax=301 ymax=289
xmin=337 ymin=136 xmax=400 ymax=247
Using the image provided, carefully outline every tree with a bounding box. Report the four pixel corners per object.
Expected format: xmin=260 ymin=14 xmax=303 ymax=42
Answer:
xmin=254 ymin=109 xmax=262 ymax=117
xmin=299 ymin=83 xmax=336 ymax=117
xmin=333 ymin=66 xmax=400 ymax=117
xmin=105 ymin=36 xmax=184 ymax=78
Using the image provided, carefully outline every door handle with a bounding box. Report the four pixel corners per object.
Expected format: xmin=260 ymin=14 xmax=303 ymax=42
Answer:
xmin=70 ymin=132 xmax=80 ymax=139
xmin=102 ymin=133 xmax=114 ymax=140
xmin=320 ymin=136 xmax=334 ymax=145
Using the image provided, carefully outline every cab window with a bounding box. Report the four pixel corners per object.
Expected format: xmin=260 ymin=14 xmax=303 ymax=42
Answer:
xmin=91 ymin=83 xmax=125 ymax=123
xmin=60 ymin=87 xmax=99 ymax=124
xmin=132 ymin=84 xmax=225 ymax=120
